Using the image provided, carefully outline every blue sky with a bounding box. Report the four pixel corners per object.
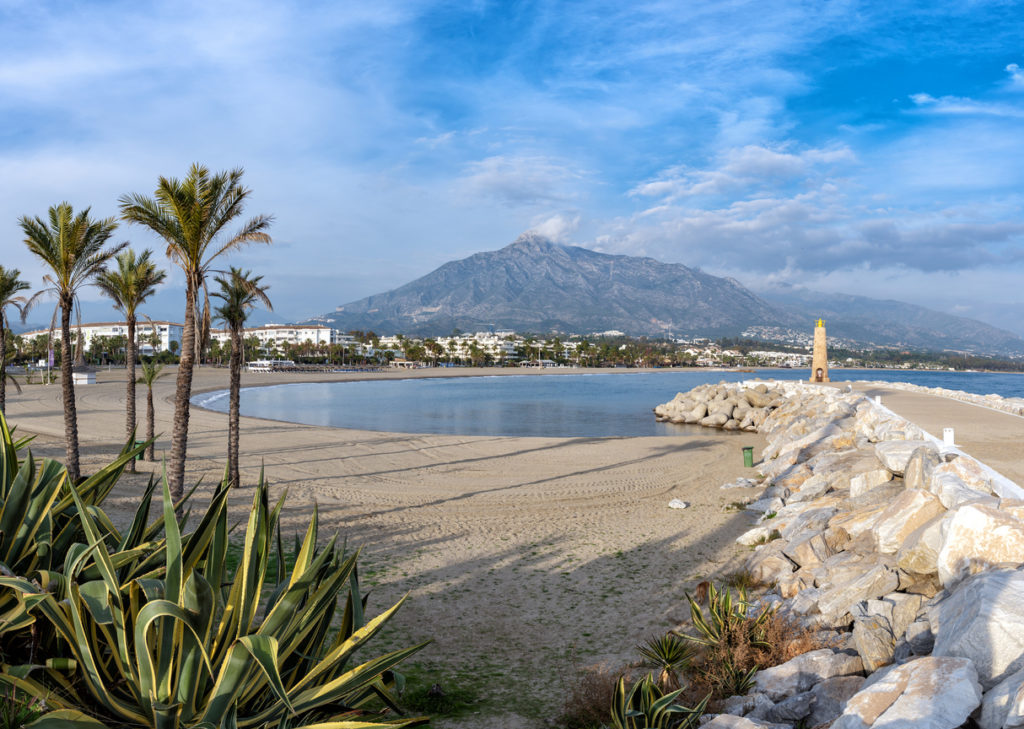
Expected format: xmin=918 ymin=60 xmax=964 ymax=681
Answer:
xmin=3 ymin=0 xmax=1024 ymax=334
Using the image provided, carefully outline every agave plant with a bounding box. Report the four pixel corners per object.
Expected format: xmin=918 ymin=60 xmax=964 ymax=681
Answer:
xmin=675 ymin=583 xmax=776 ymax=699
xmin=0 ymin=410 xmax=147 ymax=644
xmin=678 ymin=583 xmax=773 ymax=650
xmin=637 ymin=633 xmax=694 ymax=691
xmin=1 ymin=462 xmax=429 ymax=728
xmin=609 ymin=674 xmax=707 ymax=729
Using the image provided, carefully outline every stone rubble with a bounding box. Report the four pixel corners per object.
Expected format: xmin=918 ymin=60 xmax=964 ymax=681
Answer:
xmin=655 ymin=379 xmax=1024 ymax=729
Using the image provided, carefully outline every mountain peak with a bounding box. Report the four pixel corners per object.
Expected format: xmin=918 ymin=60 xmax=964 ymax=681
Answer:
xmin=506 ymin=232 xmax=559 ymax=251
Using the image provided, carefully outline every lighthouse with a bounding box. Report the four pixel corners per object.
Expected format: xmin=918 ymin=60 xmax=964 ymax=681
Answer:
xmin=810 ymin=318 xmax=830 ymax=383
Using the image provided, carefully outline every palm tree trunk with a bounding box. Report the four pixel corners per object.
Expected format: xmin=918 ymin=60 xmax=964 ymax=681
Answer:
xmin=126 ymin=315 xmax=137 ymax=473
xmin=60 ymin=298 xmax=81 ymax=483
xmin=0 ymin=315 xmax=7 ymax=416
xmin=228 ymin=326 xmax=242 ymax=488
xmin=146 ymin=384 xmax=155 ymax=462
xmin=168 ymin=287 xmax=197 ymax=503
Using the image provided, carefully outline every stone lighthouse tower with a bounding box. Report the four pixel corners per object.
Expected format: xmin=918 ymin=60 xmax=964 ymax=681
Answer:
xmin=810 ymin=318 xmax=830 ymax=383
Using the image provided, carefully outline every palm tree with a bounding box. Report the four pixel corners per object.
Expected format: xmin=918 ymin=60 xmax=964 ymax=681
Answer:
xmin=212 ymin=268 xmax=271 ymax=488
xmin=20 ymin=203 xmax=124 ymax=482
xmin=95 ymin=249 xmax=167 ymax=472
xmin=119 ymin=164 xmax=272 ymax=501
xmin=137 ymin=360 xmax=166 ymax=462
xmin=0 ymin=266 xmax=40 ymax=415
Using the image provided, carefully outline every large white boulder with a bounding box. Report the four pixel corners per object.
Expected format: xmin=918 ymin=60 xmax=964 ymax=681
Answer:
xmin=932 ymin=569 xmax=1024 ymax=689
xmin=873 ymin=489 xmax=946 ymax=554
xmin=979 ymin=665 xmax=1024 ymax=729
xmin=896 ymin=514 xmax=947 ymax=576
xmin=931 ymin=471 xmax=991 ymax=509
xmin=753 ymin=648 xmax=863 ymax=701
xmin=850 ymin=469 xmax=894 ymax=498
xmin=936 ymin=455 xmax=993 ymax=492
xmin=874 ymin=439 xmax=935 ymax=476
xmin=817 ymin=561 xmax=900 ymax=625
xmin=904 ymin=445 xmax=941 ymax=491
xmin=831 ymin=656 xmax=981 ymax=729
xmin=829 ymin=503 xmax=887 ymax=539
xmin=936 ymin=503 xmax=1024 ymax=586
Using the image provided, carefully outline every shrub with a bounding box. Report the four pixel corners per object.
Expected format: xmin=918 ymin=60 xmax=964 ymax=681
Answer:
xmin=674 ymin=583 xmax=825 ymax=704
xmin=0 ymin=410 xmax=430 ymax=729
xmin=559 ymin=663 xmax=620 ymax=729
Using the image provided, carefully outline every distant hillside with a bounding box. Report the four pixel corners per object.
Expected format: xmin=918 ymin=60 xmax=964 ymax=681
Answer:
xmin=314 ymin=233 xmax=795 ymax=337
xmin=306 ymin=233 xmax=1024 ymax=356
xmin=761 ymin=285 xmax=1024 ymax=356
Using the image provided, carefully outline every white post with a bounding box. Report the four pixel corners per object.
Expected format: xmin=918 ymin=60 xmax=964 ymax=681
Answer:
xmin=943 ymin=428 xmax=955 ymax=446
xmin=874 ymin=395 xmax=881 ymax=405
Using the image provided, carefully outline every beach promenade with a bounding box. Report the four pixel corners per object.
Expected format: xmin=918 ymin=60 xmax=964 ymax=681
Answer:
xmin=849 ymin=383 xmax=1024 ymax=485
xmin=6 ymin=368 xmax=1023 ymax=728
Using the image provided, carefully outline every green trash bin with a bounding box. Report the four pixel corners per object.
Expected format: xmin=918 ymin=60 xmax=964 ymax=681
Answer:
xmin=134 ymin=440 xmax=146 ymax=461
xmin=742 ymin=446 xmax=754 ymax=468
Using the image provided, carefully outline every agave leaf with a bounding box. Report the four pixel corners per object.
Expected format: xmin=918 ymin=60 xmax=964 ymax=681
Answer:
xmin=286 ymin=642 xmax=429 ymax=717
xmin=134 ymin=599 xmax=215 ymax=712
xmin=291 ymin=592 xmax=409 ymax=694
xmin=117 ymin=476 xmax=158 ymax=552
xmin=24 ymin=709 xmax=111 ymax=728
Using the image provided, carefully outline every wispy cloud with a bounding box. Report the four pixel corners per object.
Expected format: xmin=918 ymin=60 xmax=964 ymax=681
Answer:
xmin=456 ymin=155 xmax=584 ymax=206
xmin=909 ymin=92 xmax=1024 ymax=118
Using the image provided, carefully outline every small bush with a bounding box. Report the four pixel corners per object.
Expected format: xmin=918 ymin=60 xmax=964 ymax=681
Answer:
xmin=559 ymin=663 xmax=621 ymax=729
xmin=638 ymin=633 xmax=694 ymax=691
xmin=675 ymin=584 xmax=828 ymax=706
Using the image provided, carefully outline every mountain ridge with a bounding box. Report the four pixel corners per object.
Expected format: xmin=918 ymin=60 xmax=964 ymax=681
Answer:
xmin=308 ymin=234 xmax=1024 ymax=356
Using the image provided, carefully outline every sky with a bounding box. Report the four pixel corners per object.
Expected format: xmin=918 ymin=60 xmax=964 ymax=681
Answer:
xmin=3 ymin=0 xmax=1024 ymax=334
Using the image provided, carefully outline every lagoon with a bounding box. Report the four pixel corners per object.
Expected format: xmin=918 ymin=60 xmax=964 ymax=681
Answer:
xmin=193 ymin=368 xmax=1024 ymax=438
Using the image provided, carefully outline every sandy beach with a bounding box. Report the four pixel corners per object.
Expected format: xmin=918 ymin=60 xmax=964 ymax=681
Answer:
xmin=8 ymin=367 xmax=1023 ymax=727
xmin=5 ymin=366 xmax=765 ymax=728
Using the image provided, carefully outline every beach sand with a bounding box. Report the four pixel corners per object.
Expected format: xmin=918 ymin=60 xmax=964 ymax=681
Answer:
xmin=6 ymin=366 xmax=765 ymax=728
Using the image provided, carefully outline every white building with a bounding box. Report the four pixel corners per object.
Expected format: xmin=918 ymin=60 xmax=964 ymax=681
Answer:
xmin=209 ymin=324 xmax=344 ymax=349
xmin=433 ymin=332 xmax=522 ymax=361
xmin=19 ymin=321 xmax=183 ymax=355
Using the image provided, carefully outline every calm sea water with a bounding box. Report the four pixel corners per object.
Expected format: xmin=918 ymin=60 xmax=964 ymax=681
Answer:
xmin=193 ymin=368 xmax=1024 ymax=438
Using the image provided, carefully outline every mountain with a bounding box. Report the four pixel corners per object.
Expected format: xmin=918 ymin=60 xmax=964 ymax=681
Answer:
xmin=760 ymin=285 xmax=1024 ymax=356
xmin=308 ymin=233 xmax=1024 ymax=356
xmin=316 ymin=233 xmax=796 ymax=337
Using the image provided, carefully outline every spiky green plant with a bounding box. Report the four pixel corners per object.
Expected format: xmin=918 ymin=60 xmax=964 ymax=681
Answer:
xmin=0 ymin=409 xmax=147 ymax=642
xmin=609 ymin=675 xmax=707 ymax=729
xmin=637 ymin=633 xmax=694 ymax=691
xmin=0 ymin=452 xmax=429 ymax=728
xmin=675 ymin=583 xmax=777 ymax=699
xmin=677 ymin=583 xmax=773 ymax=650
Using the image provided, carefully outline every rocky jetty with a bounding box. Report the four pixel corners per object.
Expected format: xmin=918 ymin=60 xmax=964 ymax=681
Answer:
xmin=653 ymin=382 xmax=786 ymax=431
xmin=656 ymin=381 xmax=1024 ymax=728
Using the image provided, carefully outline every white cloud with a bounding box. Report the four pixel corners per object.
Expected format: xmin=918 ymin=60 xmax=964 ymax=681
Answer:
xmin=630 ymin=144 xmax=855 ymax=203
xmin=909 ymin=92 xmax=1024 ymax=118
xmin=1007 ymin=63 xmax=1024 ymax=88
xmin=528 ymin=213 xmax=581 ymax=243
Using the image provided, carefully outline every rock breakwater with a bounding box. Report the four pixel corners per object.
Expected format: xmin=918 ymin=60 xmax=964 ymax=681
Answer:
xmin=656 ymin=381 xmax=1024 ymax=728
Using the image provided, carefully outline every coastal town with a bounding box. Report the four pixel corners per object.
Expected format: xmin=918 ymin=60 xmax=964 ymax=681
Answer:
xmin=8 ymin=320 xmax=999 ymax=373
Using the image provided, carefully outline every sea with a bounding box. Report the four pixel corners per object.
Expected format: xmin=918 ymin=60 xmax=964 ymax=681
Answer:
xmin=192 ymin=368 xmax=1024 ymax=439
